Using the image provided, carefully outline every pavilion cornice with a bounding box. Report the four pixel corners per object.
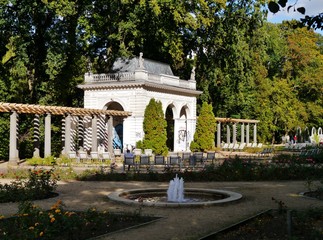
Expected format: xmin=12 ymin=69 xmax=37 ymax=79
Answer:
xmin=78 ymin=81 xmax=202 ymax=96
xmin=0 ymin=102 xmax=131 ymax=117
xmin=215 ymin=117 xmax=260 ymax=124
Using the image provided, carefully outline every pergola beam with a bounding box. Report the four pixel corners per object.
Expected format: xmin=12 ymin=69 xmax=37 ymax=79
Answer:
xmin=0 ymin=102 xmax=131 ymax=117
xmin=215 ymin=117 xmax=259 ymax=124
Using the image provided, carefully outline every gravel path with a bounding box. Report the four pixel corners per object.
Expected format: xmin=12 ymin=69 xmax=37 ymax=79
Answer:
xmin=0 ymin=179 xmax=322 ymax=240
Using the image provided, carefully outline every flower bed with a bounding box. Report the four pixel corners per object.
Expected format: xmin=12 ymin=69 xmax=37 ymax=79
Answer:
xmin=0 ymin=201 xmax=160 ymax=240
xmin=201 ymin=208 xmax=323 ymax=240
xmin=0 ymin=168 xmax=58 ymax=203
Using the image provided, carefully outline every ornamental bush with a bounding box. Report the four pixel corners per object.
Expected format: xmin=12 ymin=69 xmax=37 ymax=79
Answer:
xmin=142 ymin=98 xmax=168 ymax=156
xmin=190 ymin=102 xmax=216 ymax=151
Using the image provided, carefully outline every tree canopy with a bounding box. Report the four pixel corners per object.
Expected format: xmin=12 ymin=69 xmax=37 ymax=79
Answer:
xmin=0 ymin=0 xmax=322 ymax=159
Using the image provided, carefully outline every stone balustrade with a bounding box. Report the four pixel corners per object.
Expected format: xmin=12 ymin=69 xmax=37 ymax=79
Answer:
xmin=84 ymin=70 xmax=196 ymax=90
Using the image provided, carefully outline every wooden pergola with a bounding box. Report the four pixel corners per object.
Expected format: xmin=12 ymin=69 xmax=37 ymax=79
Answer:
xmin=0 ymin=102 xmax=131 ymax=164
xmin=0 ymin=102 xmax=131 ymax=117
xmin=215 ymin=117 xmax=260 ymax=148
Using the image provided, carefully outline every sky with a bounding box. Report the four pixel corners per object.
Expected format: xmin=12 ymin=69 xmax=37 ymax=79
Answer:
xmin=267 ymin=0 xmax=323 ymax=34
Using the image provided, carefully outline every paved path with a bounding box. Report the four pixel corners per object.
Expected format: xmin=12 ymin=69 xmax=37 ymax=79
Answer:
xmin=0 ymin=178 xmax=322 ymax=240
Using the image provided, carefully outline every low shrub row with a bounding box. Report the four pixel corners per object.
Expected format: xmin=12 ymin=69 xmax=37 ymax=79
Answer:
xmin=76 ymin=157 xmax=323 ymax=182
xmin=0 ymin=168 xmax=58 ymax=203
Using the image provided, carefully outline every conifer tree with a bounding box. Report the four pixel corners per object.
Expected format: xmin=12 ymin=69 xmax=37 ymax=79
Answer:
xmin=142 ymin=99 xmax=168 ymax=156
xmin=190 ymin=102 xmax=216 ymax=152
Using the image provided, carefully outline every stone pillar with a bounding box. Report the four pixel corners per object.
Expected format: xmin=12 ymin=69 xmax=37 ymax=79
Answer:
xmin=92 ymin=115 xmax=98 ymax=152
xmin=233 ymin=123 xmax=237 ymax=144
xmin=64 ymin=114 xmax=72 ymax=155
xmin=253 ymin=123 xmax=257 ymax=144
xmin=107 ymin=116 xmax=113 ymax=155
xmin=78 ymin=116 xmax=84 ymax=150
xmin=185 ymin=119 xmax=189 ymax=151
xmin=217 ymin=122 xmax=221 ymax=148
xmin=246 ymin=124 xmax=250 ymax=145
xmin=241 ymin=123 xmax=245 ymax=144
xmin=9 ymin=111 xmax=19 ymax=164
xmin=33 ymin=114 xmax=40 ymax=158
xmin=173 ymin=118 xmax=178 ymax=151
xmin=226 ymin=125 xmax=231 ymax=144
xmin=44 ymin=113 xmax=51 ymax=157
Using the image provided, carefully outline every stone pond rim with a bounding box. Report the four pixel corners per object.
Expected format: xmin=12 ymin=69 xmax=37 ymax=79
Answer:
xmin=108 ymin=188 xmax=243 ymax=207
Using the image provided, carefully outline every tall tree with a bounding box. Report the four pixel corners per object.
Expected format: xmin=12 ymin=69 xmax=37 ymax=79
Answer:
xmin=254 ymin=22 xmax=323 ymax=143
xmin=196 ymin=0 xmax=267 ymax=119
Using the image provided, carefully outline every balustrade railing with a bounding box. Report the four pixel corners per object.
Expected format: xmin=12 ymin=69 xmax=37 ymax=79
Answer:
xmin=85 ymin=71 xmax=195 ymax=89
xmin=86 ymin=72 xmax=135 ymax=82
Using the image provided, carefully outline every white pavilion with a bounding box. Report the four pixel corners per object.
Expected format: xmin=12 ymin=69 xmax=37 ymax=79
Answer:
xmin=78 ymin=53 xmax=202 ymax=152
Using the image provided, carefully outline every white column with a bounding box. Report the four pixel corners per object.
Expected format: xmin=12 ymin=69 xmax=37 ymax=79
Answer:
xmin=92 ymin=115 xmax=98 ymax=152
xmin=233 ymin=123 xmax=237 ymax=144
xmin=173 ymin=118 xmax=179 ymax=151
xmin=246 ymin=124 xmax=250 ymax=145
xmin=44 ymin=113 xmax=51 ymax=157
xmin=107 ymin=116 xmax=113 ymax=155
xmin=78 ymin=116 xmax=84 ymax=149
xmin=9 ymin=111 xmax=19 ymax=164
xmin=217 ymin=122 xmax=221 ymax=148
xmin=253 ymin=123 xmax=257 ymax=144
xmin=226 ymin=125 xmax=231 ymax=144
xmin=241 ymin=123 xmax=245 ymax=144
xmin=33 ymin=114 xmax=40 ymax=158
xmin=64 ymin=114 xmax=72 ymax=155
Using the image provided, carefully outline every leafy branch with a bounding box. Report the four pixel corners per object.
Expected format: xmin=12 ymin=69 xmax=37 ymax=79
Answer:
xmin=268 ymin=0 xmax=323 ymax=30
xmin=268 ymin=0 xmax=305 ymax=15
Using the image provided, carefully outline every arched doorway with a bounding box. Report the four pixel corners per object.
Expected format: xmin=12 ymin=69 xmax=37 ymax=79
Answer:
xmin=104 ymin=101 xmax=124 ymax=149
xmin=166 ymin=105 xmax=174 ymax=151
xmin=177 ymin=106 xmax=188 ymax=151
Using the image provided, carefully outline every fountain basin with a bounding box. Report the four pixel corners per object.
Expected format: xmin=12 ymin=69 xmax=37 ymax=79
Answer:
xmin=108 ymin=188 xmax=242 ymax=207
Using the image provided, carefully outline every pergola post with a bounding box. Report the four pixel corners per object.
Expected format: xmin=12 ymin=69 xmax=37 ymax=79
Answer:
xmin=64 ymin=113 xmax=72 ymax=155
xmin=33 ymin=114 xmax=40 ymax=158
xmin=44 ymin=113 xmax=51 ymax=157
xmin=226 ymin=125 xmax=231 ymax=144
xmin=91 ymin=115 xmax=98 ymax=152
xmin=233 ymin=123 xmax=237 ymax=144
xmin=217 ymin=122 xmax=221 ymax=148
xmin=253 ymin=123 xmax=257 ymax=144
xmin=241 ymin=123 xmax=245 ymax=144
xmin=9 ymin=111 xmax=19 ymax=164
xmin=78 ymin=116 xmax=84 ymax=150
xmin=246 ymin=123 xmax=250 ymax=145
xmin=107 ymin=116 xmax=113 ymax=155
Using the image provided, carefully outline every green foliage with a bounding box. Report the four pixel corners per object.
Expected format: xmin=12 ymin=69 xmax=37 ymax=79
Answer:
xmin=142 ymin=99 xmax=168 ymax=155
xmin=0 ymin=168 xmax=58 ymax=203
xmin=190 ymin=102 xmax=216 ymax=151
xmin=0 ymin=0 xmax=322 ymax=160
xmin=26 ymin=156 xmax=57 ymax=166
xmin=254 ymin=24 xmax=323 ymax=143
xmin=0 ymin=115 xmax=9 ymax=160
xmin=0 ymin=200 xmax=157 ymax=240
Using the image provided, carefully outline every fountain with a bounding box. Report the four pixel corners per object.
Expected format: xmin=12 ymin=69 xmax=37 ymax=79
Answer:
xmin=167 ymin=174 xmax=184 ymax=202
xmin=108 ymin=175 xmax=242 ymax=207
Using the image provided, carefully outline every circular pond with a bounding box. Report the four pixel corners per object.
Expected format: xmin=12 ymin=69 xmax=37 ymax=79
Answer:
xmin=108 ymin=188 xmax=242 ymax=207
